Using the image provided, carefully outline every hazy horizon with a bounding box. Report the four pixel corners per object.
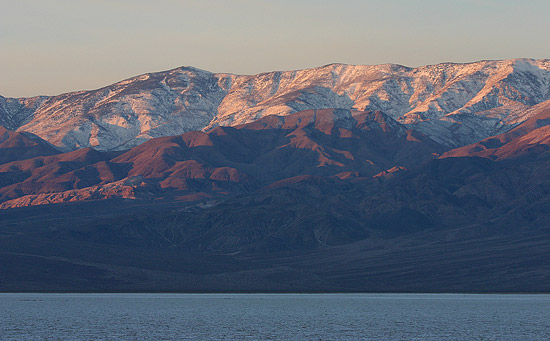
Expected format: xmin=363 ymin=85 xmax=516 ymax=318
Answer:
xmin=2 ymin=0 xmax=549 ymax=97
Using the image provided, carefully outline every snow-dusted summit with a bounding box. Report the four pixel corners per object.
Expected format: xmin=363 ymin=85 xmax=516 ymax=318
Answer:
xmin=1 ymin=58 xmax=549 ymax=151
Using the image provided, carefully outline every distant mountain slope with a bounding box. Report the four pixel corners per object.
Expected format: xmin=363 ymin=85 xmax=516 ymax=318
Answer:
xmin=442 ymin=100 xmax=550 ymax=160
xmin=1 ymin=59 xmax=549 ymax=151
xmin=0 ymin=126 xmax=59 ymax=164
xmin=3 ymin=196 xmax=548 ymax=292
xmin=0 ymin=109 xmax=444 ymax=208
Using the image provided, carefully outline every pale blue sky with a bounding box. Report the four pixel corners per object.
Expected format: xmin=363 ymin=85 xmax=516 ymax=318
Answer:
xmin=1 ymin=0 xmax=549 ymax=97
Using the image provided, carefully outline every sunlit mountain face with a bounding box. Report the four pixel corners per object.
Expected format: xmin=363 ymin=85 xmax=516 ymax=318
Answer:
xmin=2 ymin=59 xmax=549 ymax=151
xmin=0 ymin=109 xmax=444 ymax=208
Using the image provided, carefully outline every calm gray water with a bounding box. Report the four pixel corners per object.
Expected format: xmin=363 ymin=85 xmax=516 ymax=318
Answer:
xmin=1 ymin=293 xmax=549 ymax=340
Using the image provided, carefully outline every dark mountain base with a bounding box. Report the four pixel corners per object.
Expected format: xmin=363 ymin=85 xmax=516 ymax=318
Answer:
xmin=1 ymin=200 xmax=549 ymax=293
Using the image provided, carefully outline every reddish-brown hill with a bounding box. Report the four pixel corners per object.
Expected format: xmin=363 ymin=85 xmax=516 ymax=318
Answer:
xmin=0 ymin=109 xmax=444 ymax=208
xmin=0 ymin=126 xmax=59 ymax=164
xmin=442 ymin=101 xmax=550 ymax=160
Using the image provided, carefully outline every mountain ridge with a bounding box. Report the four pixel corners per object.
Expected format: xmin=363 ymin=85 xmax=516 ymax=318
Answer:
xmin=2 ymin=58 xmax=550 ymax=151
xmin=0 ymin=109 xmax=444 ymax=209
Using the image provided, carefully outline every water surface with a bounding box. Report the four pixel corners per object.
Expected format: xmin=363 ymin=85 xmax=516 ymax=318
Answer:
xmin=1 ymin=293 xmax=549 ymax=340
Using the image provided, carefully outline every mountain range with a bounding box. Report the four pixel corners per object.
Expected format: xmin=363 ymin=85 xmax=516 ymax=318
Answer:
xmin=2 ymin=59 xmax=550 ymax=151
xmin=1 ymin=59 xmax=550 ymax=292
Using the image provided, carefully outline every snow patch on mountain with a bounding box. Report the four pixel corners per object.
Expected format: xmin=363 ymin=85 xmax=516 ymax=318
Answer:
xmin=1 ymin=59 xmax=550 ymax=150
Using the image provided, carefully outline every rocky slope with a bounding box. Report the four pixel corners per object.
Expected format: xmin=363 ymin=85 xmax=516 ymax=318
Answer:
xmin=0 ymin=109 xmax=444 ymax=208
xmin=0 ymin=126 xmax=59 ymax=164
xmin=2 ymin=59 xmax=550 ymax=151
xmin=442 ymin=99 xmax=550 ymax=160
